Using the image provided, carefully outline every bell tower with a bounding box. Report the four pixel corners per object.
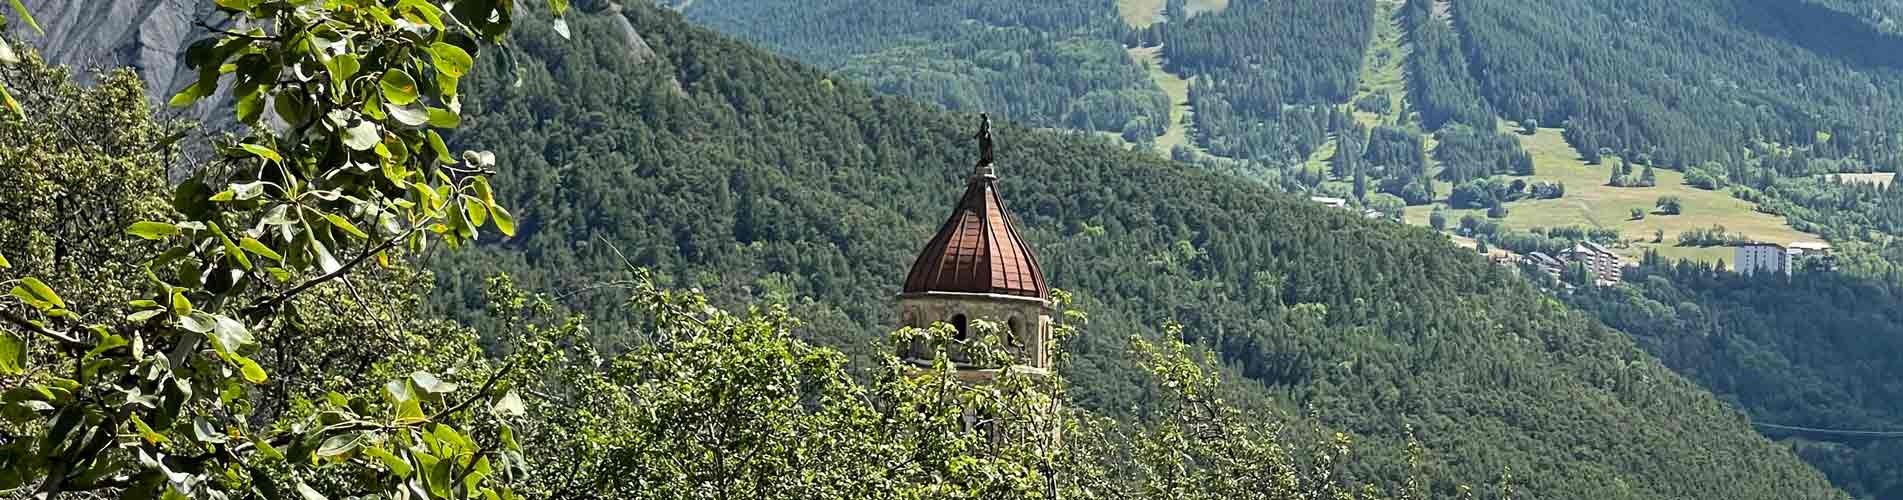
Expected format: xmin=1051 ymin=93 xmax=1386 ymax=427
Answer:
xmin=897 ymin=114 xmax=1053 ymax=383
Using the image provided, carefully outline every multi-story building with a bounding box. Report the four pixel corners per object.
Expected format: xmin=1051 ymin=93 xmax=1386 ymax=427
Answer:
xmin=1734 ymin=242 xmax=1790 ymax=276
xmin=1559 ymin=242 xmax=1623 ymax=284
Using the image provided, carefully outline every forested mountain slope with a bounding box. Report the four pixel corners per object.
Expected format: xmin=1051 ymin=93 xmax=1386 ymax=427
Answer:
xmin=424 ymin=4 xmax=1845 ymax=498
xmin=1456 ymin=0 xmax=1903 ymax=172
xmin=664 ymin=0 xmax=1168 ymax=139
xmin=1568 ymin=257 xmax=1903 ymax=499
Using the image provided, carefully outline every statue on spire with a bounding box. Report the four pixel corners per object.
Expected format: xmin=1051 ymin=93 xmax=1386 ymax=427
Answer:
xmin=975 ymin=113 xmax=995 ymax=167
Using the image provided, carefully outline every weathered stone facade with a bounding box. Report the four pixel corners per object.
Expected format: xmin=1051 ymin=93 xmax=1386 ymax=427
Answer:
xmin=896 ymin=291 xmax=1052 ymax=374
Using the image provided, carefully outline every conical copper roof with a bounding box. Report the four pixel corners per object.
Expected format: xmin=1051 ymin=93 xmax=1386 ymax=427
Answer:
xmin=903 ymin=167 xmax=1047 ymax=299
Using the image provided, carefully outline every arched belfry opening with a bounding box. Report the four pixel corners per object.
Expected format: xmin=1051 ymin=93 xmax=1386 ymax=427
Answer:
xmin=950 ymin=314 xmax=970 ymax=340
xmin=896 ymin=113 xmax=1055 ymax=382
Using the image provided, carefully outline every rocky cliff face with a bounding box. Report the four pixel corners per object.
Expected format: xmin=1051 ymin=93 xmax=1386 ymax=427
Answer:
xmin=13 ymin=0 xmax=661 ymax=127
xmin=19 ymin=0 xmax=228 ymax=125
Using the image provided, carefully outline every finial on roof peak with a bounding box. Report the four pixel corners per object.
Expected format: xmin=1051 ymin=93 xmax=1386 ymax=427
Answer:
xmin=973 ymin=113 xmax=997 ymax=181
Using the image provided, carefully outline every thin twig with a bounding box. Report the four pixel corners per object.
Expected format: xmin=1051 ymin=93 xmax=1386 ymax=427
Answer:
xmin=195 ymin=20 xmax=280 ymax=42
xmin=0 ymin=310 xmax=88 ymax=348
xmin=243 ymin=225 xmax=418 ymax=318
xmin=431 ymin=359 xmax=517 ymax=420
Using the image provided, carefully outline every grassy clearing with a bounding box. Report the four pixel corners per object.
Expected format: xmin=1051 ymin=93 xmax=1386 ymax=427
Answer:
xmin=1128 ymin=46 xmax=1202 ymax=157
xmin=1402 ymin=127 xmax=1815 ymax=265
xmin=1185 ymin=0 xmax=1229 ymax=17
xmin=1117 ymin=0 xmax=1165 ymax=27
xmin=1353 ymin=1 xmax=1409 ymax=121
xmin=1120 ymin=0 xmax=1226 ymax=27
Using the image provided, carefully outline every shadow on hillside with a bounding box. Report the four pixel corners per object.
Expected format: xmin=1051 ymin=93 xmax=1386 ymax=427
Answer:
xmin=1735 ymin=0 xmax=1903 ymax=70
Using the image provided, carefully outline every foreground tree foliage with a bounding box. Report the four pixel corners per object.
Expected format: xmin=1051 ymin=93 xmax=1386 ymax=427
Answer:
xmin=484 ymin=274 xmax=1449 ymax=500
xmin=0 ymin=0 xmax=558 ymax=487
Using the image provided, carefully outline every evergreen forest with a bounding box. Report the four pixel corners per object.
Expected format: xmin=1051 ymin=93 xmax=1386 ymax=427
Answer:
xmin=4 ymin=0 xmax=1903 ymax=498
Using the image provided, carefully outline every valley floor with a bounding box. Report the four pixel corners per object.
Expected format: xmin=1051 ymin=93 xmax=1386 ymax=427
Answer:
xmin=1402 ymin=127 xmax=1817 ymax=265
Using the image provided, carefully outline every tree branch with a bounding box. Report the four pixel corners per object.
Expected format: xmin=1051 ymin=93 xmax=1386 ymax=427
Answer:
xmin=195 ymin=20 xmax=280 ymax=42
xmin=242 ymin=225 xmax=418 ymax=318
xmin=432 ymin=359 xmax=516 ymax=420
xmin=0 ymin=310 xmax=89 ymax=349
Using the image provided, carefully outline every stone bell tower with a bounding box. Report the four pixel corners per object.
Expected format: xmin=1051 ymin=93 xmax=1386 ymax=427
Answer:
xmin=897 ymin=114 xmax=1053 ymax=383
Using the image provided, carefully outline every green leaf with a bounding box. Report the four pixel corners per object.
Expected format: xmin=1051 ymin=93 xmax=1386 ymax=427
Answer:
xmin=380 ymin=69 xmax=419 ymax=106
xmin=365 ymin=446 xmax=413 ymax=477
xmin=128 ymin=222 xmax=181 ymax=240
xmin=205 ymin=313 xmax=255 ymax=356
xmin=239 ymin=238 xmax=283 ymax=262
xmin=82 ymin=334 xmax=127 ymax=362
xmin=0 ymin=332 xmax=24 ymax=376
xmin=296 ymin=480 xmax=328 ymax=500
xmin=129 ymin=414 xmax=167 ymax=444
xmin=386 ymin=101 xmax=429 ymax=128
xmin=426 ymin=131 xmax=454 ymax=164
xmin=168 ymin=85 xmax=204 ymax=108
xmin=179 ymin=311 xmax=215 ymax=334
xmin=193 ymin=417 xmax=228 ymax=444
xmin=211 ymin=225 xmax=253 ymax=270
xmin=0 ymin=251 xmax=9 ymax=268
xmin=9 ymin=0 xmax=44 ymax=35
xmin=428 ymin=42 xmax=474 ymax=78
xmin=552 ymin=17 xmax=571 ymax=39
xmin=426 ymin=107 xmax=461 ymax=128
xmin=126 ymin=309 xmax=163 ymax=323
xmin=473 ymin=177 xmax=496 ymax=206
xmin=261 ymin=204 xmax=296 ymax=226
xmin=500 ymin=425 xmax=519 ymax=451
xmin=384 ymin=378 xmax=416 ymax=404
xmin=8 ymin=285 xmax=45 ymax=309
xmin=235 ymin=355 xmax=267 ymax=383
xmin=255 ymin=437 xmax=284 ymax=461
xmin=323 ymin=213 xmax=369 ymax=240
xmin=171 ymin=290 xmax=192 ymax=316
xmin=325 ymin=53 xmax=360 ymax=102
xmin=491 ymin=205 xmax=516 ymax=237
xmin=342 ymin=121 xmax=381 ymax=151
xmin=21 ymin=277 xmax=64 ymax=309
xmin=395 ymin=399 xmax=426 ymax=423
xmin=410 ymin=371 xmax=459 ymax=394
xmin=464 ymin=196 xmax=489 ymax=227
xmin=310 ymin=237 xmax=342 ymax=274
xmin=316 ymin=431 xmax=362 ymax=458
xmin=399 ymin=0 xmax=446 ymax=29
xmin=421 ymin=451 xmax=452 ymax=498
xmin=432 ymin=423 xmax=470 ymax=452
xmin=492 ymin=390 xmax=525 ymax=417
xmin=210 ymin=181 xmax=270 ymax=202
xmin=239 ymin=143 xmax=283 ymax=163
xmin=235 ymin=86 xmax=265 ymax=124
xmin=0 ymin=84 xmax=19 ymax=120
xmin=0 ymin=37 xmax=18 ymax=65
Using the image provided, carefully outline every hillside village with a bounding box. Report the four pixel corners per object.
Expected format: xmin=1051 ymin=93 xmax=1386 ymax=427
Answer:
xmin=1311 ymin=194 xmax=1833 ymax=285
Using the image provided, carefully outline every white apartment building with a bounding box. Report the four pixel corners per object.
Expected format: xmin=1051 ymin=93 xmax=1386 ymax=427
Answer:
xmin=1735 ymin=243 xmax=1791 ymax=276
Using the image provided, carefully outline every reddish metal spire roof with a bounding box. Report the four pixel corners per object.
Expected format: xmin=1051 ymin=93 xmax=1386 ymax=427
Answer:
xmin=903 ymin=116 xmax=1047 ymax=300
